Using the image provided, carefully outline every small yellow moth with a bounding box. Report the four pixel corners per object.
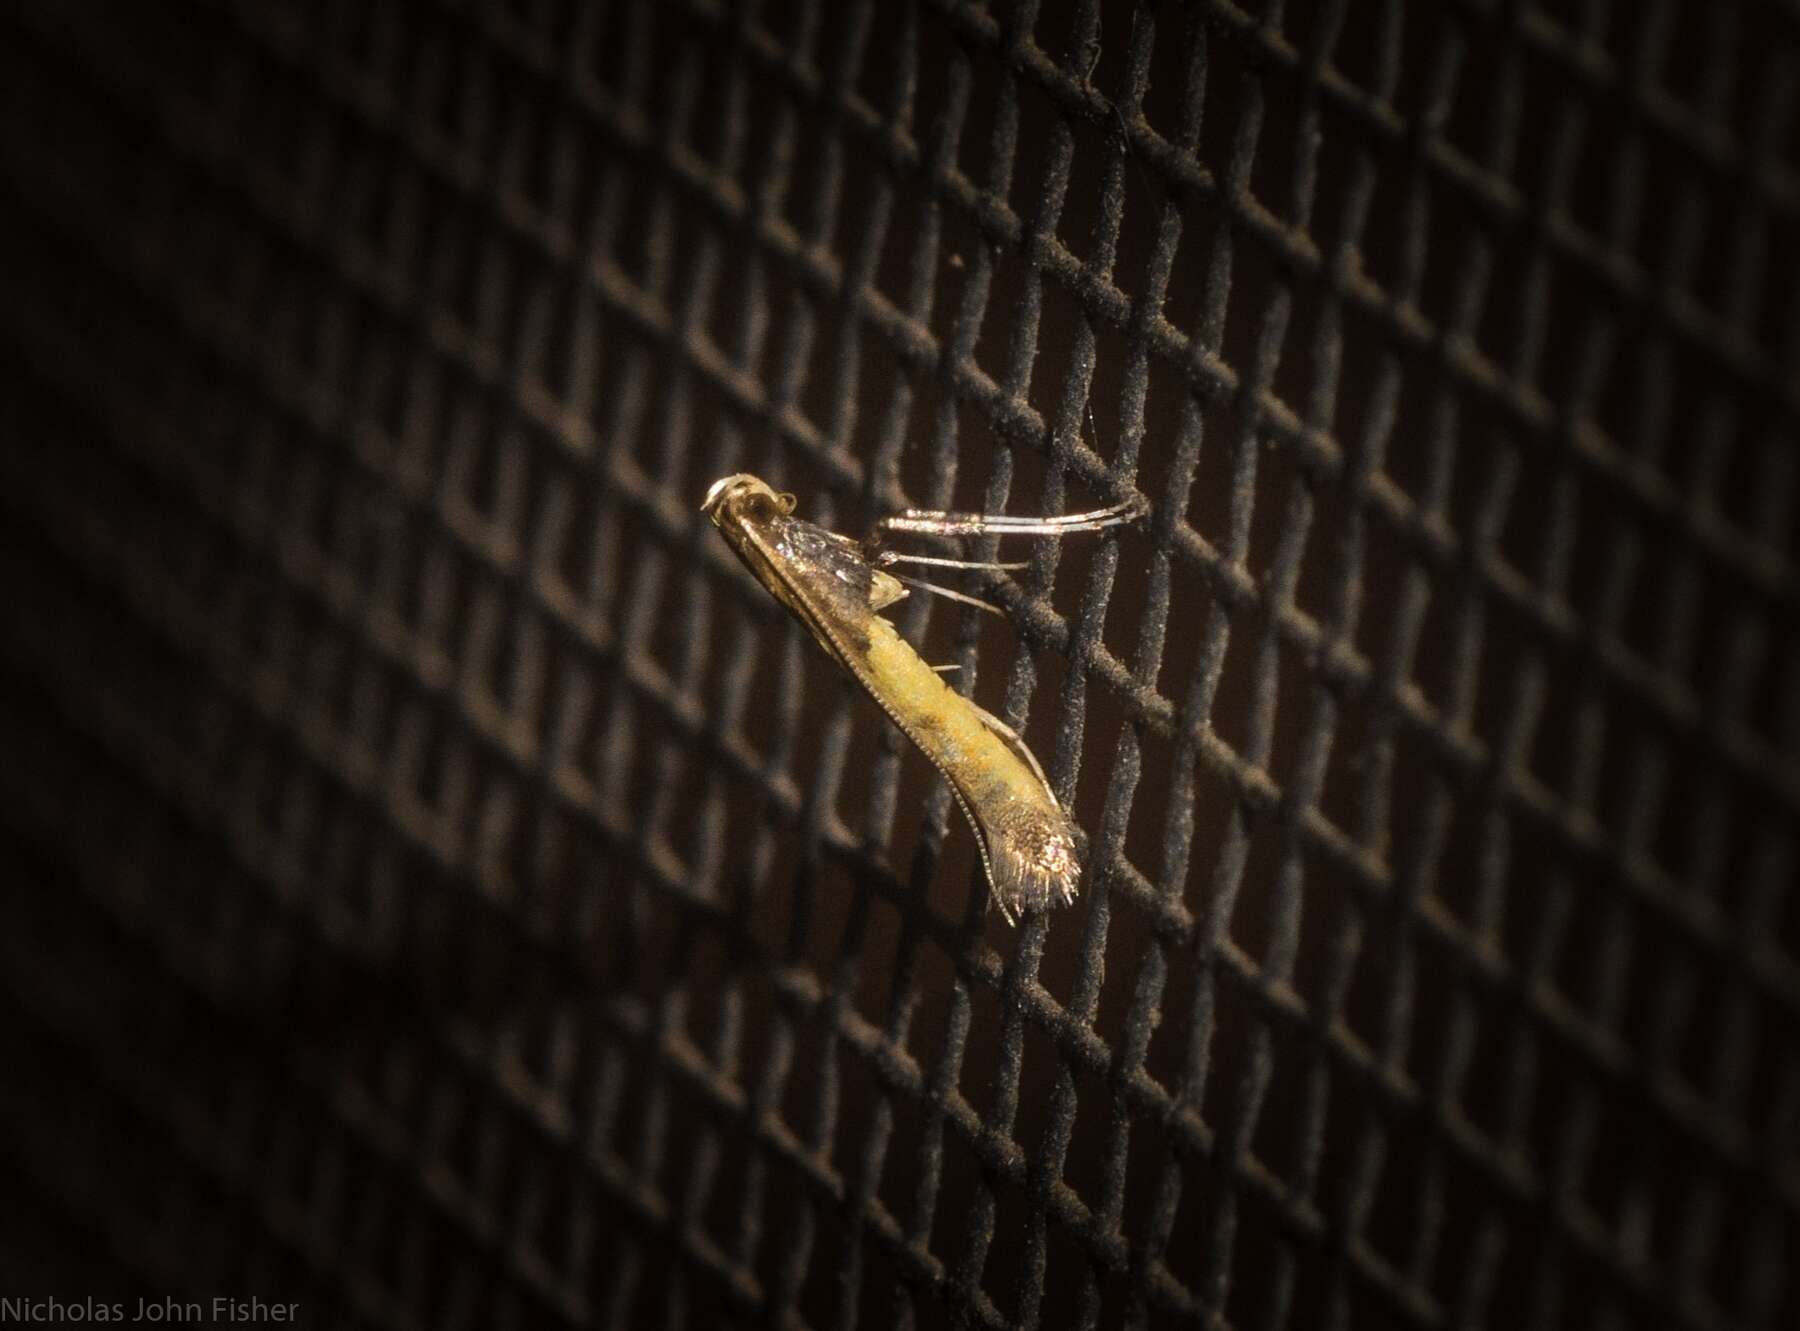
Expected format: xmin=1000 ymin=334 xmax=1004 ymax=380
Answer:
xmin=702 ymin=473 xmax=1144 ymax=922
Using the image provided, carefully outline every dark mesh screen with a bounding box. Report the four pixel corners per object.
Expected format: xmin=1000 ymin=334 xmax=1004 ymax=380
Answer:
xmin=1 ymin=1 xmax=1796 ymax=1327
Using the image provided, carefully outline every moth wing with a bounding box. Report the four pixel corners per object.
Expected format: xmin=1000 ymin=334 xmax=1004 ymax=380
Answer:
xmin=868 ymin=567 xmax=908 ymax=611
xmin=962 ymin=700 xmax=1056 ymax=806
xmin=738 ymin=518 xmax=882 ymax=667
xmin=958 ymin=700 xmax=1081 ymax=918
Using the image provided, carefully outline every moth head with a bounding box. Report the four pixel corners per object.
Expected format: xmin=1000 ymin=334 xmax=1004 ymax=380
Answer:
xmin=702 ymin=474 xmax=796 ymax=525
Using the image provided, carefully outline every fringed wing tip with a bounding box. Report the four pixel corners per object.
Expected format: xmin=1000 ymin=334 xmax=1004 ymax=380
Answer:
xmin=985 ymin=803 xmax=1081 ymax=923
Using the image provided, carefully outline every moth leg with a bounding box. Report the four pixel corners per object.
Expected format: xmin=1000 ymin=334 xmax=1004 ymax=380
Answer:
xmin=887 ymin=572 xmax=1004 ymax=616
xmin=865 ymin=493 xmax=1147 ymax=549
xmin=871 ymin=550 xmax=1030 ymax=572
xmin=932 ymin=664 xmax=961 ymax=674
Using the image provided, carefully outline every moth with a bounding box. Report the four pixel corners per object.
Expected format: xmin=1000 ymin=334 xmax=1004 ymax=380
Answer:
xmin=702 ymin=473 xmax=1145 ymax=923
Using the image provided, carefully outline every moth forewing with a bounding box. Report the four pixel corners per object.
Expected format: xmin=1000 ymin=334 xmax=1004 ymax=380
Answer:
xmin=702 ymin=474 xmax=876 ymax=671
xmin=853 ymin=610 xmax=1082 ymax=921
xmin=703 ymin=473 xmax=1131 ymax=922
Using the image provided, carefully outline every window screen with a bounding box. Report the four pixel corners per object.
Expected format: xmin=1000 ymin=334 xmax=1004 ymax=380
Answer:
xmin=0 ymin=2 xmax=1795 ymax=1329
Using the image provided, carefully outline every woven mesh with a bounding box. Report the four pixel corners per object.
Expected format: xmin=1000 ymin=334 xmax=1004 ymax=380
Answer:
xmin=0 ymin=1 xmax=1796 ymax=1327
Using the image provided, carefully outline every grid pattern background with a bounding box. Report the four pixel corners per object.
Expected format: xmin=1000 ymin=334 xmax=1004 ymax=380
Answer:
xmin=0 ymin=0 xmax=1796 ymax=1328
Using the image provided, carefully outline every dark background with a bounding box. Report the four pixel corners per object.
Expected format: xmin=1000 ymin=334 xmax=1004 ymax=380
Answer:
xmin=0 ymin=1 xmax=1795 ymax=1328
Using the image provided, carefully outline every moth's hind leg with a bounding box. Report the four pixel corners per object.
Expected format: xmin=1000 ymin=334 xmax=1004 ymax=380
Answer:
xmin=864 ymin=493 xmax=1148 ymax=550
xmin=862 ymin=467 xmax=1148 ymax=619
xmin=865 ymin=401 xmax=1146 ymax=553
xmin=870 ymin=550 xmax=1030 ymax=572
xmin=886 ymin=572 xmax=1004 ymax=616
